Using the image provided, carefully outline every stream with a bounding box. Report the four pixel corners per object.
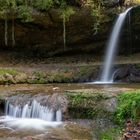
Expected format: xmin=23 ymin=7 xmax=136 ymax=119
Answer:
xmin=0 ymin=83 xmax=139 ymax=140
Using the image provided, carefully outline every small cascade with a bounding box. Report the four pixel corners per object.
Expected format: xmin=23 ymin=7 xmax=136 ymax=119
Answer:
xmin=98 ymin=7 xmax=132 ymax=83
xmin=4 ymin=93 xmax=68 ymax=123
xmin=5 ymin=100 xmax=62 ymax=122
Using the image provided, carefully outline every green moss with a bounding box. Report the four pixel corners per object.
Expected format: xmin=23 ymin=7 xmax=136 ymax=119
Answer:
xmin=21 ymin=65 xmax=98 ymax=84
xmin=78 ymin=67 xmax=91 ymax=76
xmin=66 ymin=91 xmax=110 ymax=119
xmin=33 ymin=71 xmax=46 ymax=78
xmin=114 ymin=90 xmax=140 ymax=125
xmin=67 ymin=92 xmax=106 ymax=107
xmin=0 ymin=68 xmax=19 ymax=75
xmin=0 ymin=66 xmax=98 ymax=84
xmin=47 ymin=72 xmax=72 ymax=83
xmin=0 ymin=68 xmax=27 ymax=84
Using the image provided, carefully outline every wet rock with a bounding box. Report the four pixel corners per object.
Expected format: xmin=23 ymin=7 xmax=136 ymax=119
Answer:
xmin=101 ymin=98 xmax=117 ymax=113
xmin=113 ymin=64 xmax=140 ymax=83
xmin=128 ymin=74 xmax=140 ymax=83
xmin=113 ymin=66 xmax=129 ymax=81
xmin=6 ymin=92 xmax=68 ymax=115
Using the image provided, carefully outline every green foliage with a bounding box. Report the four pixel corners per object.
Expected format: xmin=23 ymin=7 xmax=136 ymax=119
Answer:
xmin=0 ymin=0 xmax=106 ymax=26
xmin=0 ymin=0 xmax=16 ymax=17
xmin=91 ymin=5 xmax=104 ymax=34
xmin=34 ymin=0 xmax=54 ymax=10
xmin=0 ymin=0 xmax=17 ymax=11
xmin=0 ymin=68 xmax=19 ymax=75
xmin=115 ymin=91 xmax=140 ymax=124
xmin=18 ymin=5 xmax=33 ymax=22
xmin=60 ymin=6 xmax=75 ymax=21
xmin=0 ymin=0 xmax=33 ymax=22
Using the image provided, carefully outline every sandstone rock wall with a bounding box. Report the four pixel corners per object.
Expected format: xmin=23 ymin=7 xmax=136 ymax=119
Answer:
xmin=0 ymin=6 xmax=139 ymax=56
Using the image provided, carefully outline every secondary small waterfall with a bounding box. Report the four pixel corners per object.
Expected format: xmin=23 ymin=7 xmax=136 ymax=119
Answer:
xmin=3 ymin=93 xmax=68 ymax=123
xmin=100 ymin=7 xmax=132 ymax=83
xmin=5 ymin=100 xmax=62 ymax=122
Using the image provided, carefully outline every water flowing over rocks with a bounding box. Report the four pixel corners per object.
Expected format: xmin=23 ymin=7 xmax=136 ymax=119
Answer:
xmin=5 ymin=92 xmax=68 ymax=121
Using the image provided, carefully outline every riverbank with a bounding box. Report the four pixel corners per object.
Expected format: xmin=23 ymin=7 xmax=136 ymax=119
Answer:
xmin=0 ymin=52 xmax=139 ymax=84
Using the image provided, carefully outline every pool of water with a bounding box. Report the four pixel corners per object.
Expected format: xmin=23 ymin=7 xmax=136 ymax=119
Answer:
xmin=0 ymin=83 xmax=139 ymax=94
xmin=0 ymin=116 xmax=92 ymax=140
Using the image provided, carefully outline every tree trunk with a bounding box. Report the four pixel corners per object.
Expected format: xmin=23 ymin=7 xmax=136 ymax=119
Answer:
xmin=5 ymin=11 xmax=8 ymax=46
xmin=12 ymin=11 xmax=15 ymax=47
xmin=63 ymin=15 xmax=66 ymax=50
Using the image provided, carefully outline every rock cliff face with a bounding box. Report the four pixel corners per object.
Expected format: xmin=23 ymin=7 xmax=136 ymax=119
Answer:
xmin=113 ymin=64 xmax=140 ymax=82
xmin=119 ymin=6 xmax=140 ymax=54
xmin=0 ymin=5 xmax=139 ymax=57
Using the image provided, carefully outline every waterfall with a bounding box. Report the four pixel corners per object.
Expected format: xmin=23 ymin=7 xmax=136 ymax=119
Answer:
xmin=5 ymin=100 xmax=62 ymax=122
xmin=99 ymin=7 xmax=132 ymax=83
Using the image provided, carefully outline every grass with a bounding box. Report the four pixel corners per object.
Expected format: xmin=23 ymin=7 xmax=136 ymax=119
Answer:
xmin=114 ymin=90 xmax=140 ymax=124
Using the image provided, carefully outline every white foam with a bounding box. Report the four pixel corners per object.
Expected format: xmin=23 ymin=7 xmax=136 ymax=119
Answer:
xmin=0 ymin=116 xmax=62 ymax=130
xmin=92 ymin=81 xmax=113 ymax=84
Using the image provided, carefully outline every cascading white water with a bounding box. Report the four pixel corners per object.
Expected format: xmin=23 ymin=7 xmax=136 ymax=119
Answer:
xmin=99 ymin=7 xmax=132 ymax=83
xmin=5 ymin=100 xmax=62 ymax=122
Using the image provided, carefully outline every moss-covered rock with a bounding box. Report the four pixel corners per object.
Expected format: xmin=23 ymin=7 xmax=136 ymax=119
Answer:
xmin=0 ymin=65 xmax=98 ymax=84
xmin=0 ymin=68 xmax=28 ymax=84
xmin=65 ymin=90 xmax=117 ymax=119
